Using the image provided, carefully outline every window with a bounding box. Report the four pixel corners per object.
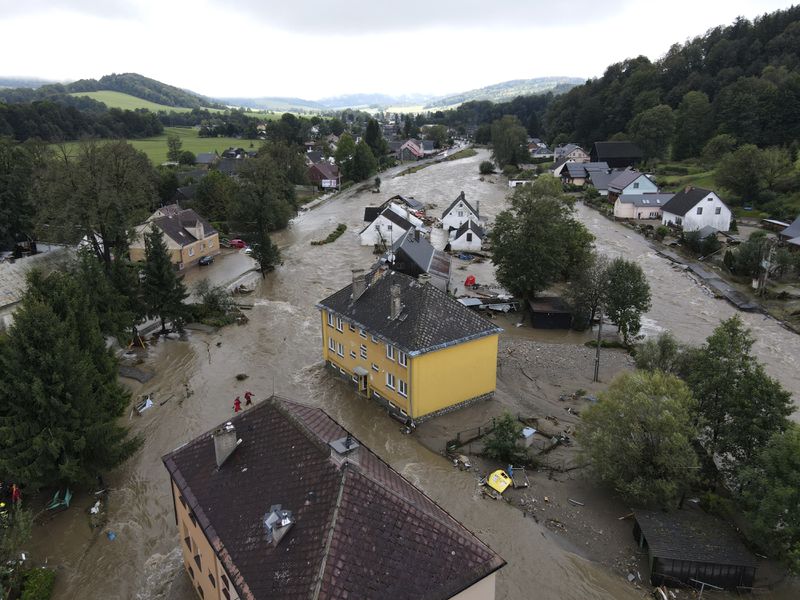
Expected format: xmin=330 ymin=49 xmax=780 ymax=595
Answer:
xmin=697 ymin=207 xmax=703 ymax=215
xmin=328 ymin=338 xmax=335 ymax=351
xmin=337 ymin=343 xmax=344 ymax=357
xmin=398 ymin=351 xmax=407 ymax=367
xmin=386 ymin=373 xmax=395 ymax=389
xmin=194 ymin=553 xmax=202 ymax=569
xmin=197 ymin=586 xmax=204 ymax=599
xmin=352 ymin=374 xmax=358 ymax=382
xmin=350 ymin=350 xmax=356 ymax=359
xmin=187 ymin=565 xmax=195 ymax=580
xmin=359 ymin=328 xmax=367 ymax=338
xmin=398 ymin=379 xmax=407 ymax=397
xmin=372 ymin=363 xmax=379 ymax=372
xmin=208 ymin=240 xmax=213 ymax=248
xmin=222 ymin=590 xmax=230 ymax=600
xmin=336 ymin=317 xmax=343 ymax=332
xmin=676 ymin=217 xmax=682 ymax=225
xmin=458 ymin=210 xmax=464 ymax=217
xmin=188 ymin=247 xmax=195 ymax=257
xmin=360 ymin=344 xmax=367 ymax=359
xmin=371 ymin=335 xmax=379 ymax=344
xmin=327 ymin=312 xmax=334 ymax=327
xmin=633 ymin=182 xmax=639 ymax=189
xmin=348 ymin=323 xmax=356 ymax=332
xmin=466 ymin=233 xmax=473 ymax=242
xmin=715 ymin=207 xmax=721 ymax=215
xmin=209 ymin=573 xmax=216 ymax=588
xmin=221 ymin=574 xmax=229 ymax=589
xmin=386 ymin=345 xmax=395 ymax=360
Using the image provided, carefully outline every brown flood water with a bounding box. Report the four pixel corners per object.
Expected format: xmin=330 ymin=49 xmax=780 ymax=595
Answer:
xmin=29 ymin=149 xmax=799 ymax=599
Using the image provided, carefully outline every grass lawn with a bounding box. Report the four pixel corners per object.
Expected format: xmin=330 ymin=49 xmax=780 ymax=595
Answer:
xmin=69 ymin=91 xmax=197 ymax=113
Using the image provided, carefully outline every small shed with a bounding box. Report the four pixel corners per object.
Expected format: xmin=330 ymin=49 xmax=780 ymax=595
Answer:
xmin=633 ymin=509 xmax=757 ymax=591
xmin=528 ymin=297 xmax=572 ymax=329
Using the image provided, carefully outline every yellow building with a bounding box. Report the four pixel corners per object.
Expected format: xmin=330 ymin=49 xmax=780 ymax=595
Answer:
xmin=162 ymin=396 xmax=504 ymax=600
xmin=316 ymin=269 xmax=502 ymax=423
xmin=129 ymin=204 xmax=220 ymax=269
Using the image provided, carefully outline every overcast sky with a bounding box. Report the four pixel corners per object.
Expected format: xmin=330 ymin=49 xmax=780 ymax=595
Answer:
xmin=0 ymin=0 xmax=794 ymax=100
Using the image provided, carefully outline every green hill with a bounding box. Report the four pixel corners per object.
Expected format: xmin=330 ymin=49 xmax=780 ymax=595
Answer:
xmin=424 ymin=77 xmax=584 ymax=109
xmin=68 ymin=90 xmax=194 ymax=113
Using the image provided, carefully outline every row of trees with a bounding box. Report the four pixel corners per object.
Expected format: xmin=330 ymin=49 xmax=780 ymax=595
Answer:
xmin=579 ymin=318 xmax=798 ymax=570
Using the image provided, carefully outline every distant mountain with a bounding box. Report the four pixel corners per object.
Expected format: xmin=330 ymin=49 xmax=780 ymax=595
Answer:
xmin=316 ymin=93 xmax=434 ymax=109
xmin=0 ymin=77 xmax=55 ymax=89
xmin=423 ymin=77 xmax=585 ymax=109
xmin=219 ymin=96 xmax=326 ymax=112
xmin=0 ymin=73 xmax=223 ymax=109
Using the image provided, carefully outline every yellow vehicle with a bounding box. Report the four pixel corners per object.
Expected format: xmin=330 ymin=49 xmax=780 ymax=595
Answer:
xmin=486 ymin=470 xmax=512 ymax=494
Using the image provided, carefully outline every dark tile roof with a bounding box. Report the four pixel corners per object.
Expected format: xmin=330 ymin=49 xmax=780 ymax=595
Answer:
xmin=152 ymin=208 xmax=217 ymax=247
xmin=309 ymin=161 xmax=339 ymax=181
xmin=587 ymin=169 xmax=618 ymax=191
xmin=634 ymin=509 xmax=757 ymax=568
xmin=388 ymin=194 xmax=424 ymax=210
xmin=421 ymin=140 xmax=435 ymax=152
xmin=662 ymin=187 xmax=719 ymax=216
xmin=306 ymin=150 xmax=324 ymax=164
xmin=391 ymin=230 xmax=451 ymax=281
xmin=163 ymin=397 xmax=505 ymax=600
xmin=363 ymin=206 xmax=382 ymax=222
xmin=196 ymin=152 xmax=218 ymax=165
xmin=455 ymin=220 xmax=484 ymax=240
xmin=441 ymin=191 xmax=479 ymax=220
xmin=317 ymin=270 xmax=501 ymax=355
xmin=562 ymin=162 xmax=609 ymax=178
xmin=591 ymin=141 xmax=643 ymax=160
xmin=550 ymin=157 xmax=569 ymax=171
xmin=173 ymin=185 xmax=198 ymax=202
xmin=781 ymin=215 xmax=800 ymax=239
xmin=359 ymin=207 xmax=415 ymax=236
xmin=607 ymin=169 xmax=647 ymax=193
xmin=616 ymin=193 xmax=674 ymax=207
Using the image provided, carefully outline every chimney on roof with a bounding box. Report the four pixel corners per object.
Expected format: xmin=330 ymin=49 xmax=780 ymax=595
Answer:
xmin=390 ymin=283 xmax=402 ymax=320
xmin=329 ymin=433 xmax=360 ymax=468
xmin=351 ymin=269 xmax=366 ymax=301
xmin=414 ymin=228 xmax=420 ymax=242
xmin=418 ymin=273 xmax=431 ymax=286
xmin=212 ymin=422 xmax=241 ymax=469
xmin=684 ymin=185 xmax=693 ymax=194
xmin=263 ymin=504 xmax=296 ymax=547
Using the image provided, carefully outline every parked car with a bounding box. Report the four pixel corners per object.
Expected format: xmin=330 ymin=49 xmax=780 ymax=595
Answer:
xmin=228 ymin=238 xmax=247 ymax=249
xmin=198 ymin=255 xmax=214 ymax=266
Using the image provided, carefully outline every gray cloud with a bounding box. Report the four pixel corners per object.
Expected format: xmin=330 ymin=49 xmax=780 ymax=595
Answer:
xmin=0 ymin=0 xmax=139 ymax=19
xmin=229 ymin=0 xmax=633 ymax=34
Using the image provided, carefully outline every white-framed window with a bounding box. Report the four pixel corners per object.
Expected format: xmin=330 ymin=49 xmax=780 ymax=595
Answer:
xmin=398 ymin=351 xmax=407 ymax=367
xmin=359 ymin=329 xmax=367 ymax=338
xmin=386 ymin=345 xmax=395 ymax=361
xmin=676 ymin=217 xmax=683 ymax=225
xmin=327 ymin=312 xmax=334 ymax=327
xmin=458 ymin=210 xmax=464 ymax=217
xmin=188 ymin=247 xmax=195 ymax=257
xmin=372 ymin=363 xmax=379 ymax=372
xmin=337 ymin=343 xmax=344 ymax=357
xmin=350 ymin=350 xmax=356 ymax=359
xmin=398 ymin=379 xmax=407 ymax=397
xmin=386 ymin=373 xmax=395 ymax=390
xmin=328 ymin=338 xmax=335 ymax=351
xmin=715 ymin=207 xmax=721 ymax=215
xmin=348 ymin=323 xmax=356 ymax=332
xmin=352 ymin=374 xmax=358 ymax=382
xmin=360 ymin=344 xmax=367 ymax=359
xmin=208 ymin=240 xmax=213 ymax=248
xmin=336 ymin=317 xmax=343 ymax=332
xmin=633 ymin=182 xmax=639 ymax=189
xmin=697 ymin=207 xmax=703 ymax=215
xmin=371 ymin=335 xmax=379 ymax=344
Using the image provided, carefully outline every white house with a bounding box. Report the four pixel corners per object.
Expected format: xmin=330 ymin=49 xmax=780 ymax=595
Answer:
xmin=614 ymin=193 xmax=674 ymax=220
xmin=607 ymin=170 xmax=658 ymax=200
xmin=359 ymin=206 xmax=417 ymax=246
xmin=450 ymin=220 xmax=484 ymax=252
xmin=441 ymin=191 xmax=480 ymax=231
xmin=386 ymin=202 xmax=424 ymax=229
xmin=661 ymin=187 xmax=732 ymax=232
xmin=554 ymin=144 xmax=589 ymax=163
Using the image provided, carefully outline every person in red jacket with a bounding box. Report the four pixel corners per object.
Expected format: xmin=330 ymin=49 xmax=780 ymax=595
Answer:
xmin=233 ymin=397 xmax=242 ymax=413
xmin=244 ymin=391 xmax=254 ymax=406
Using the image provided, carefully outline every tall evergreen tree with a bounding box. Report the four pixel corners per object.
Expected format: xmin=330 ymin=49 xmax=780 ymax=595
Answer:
xmin=141 ymin=228 xmax=188 ymax=333
xmin=0 ymin=271 xmax=140 ymax=489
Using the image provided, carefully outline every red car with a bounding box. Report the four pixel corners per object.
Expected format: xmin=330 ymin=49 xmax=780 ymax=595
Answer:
xmin=228 ymin=238 xmax=247 ymax=249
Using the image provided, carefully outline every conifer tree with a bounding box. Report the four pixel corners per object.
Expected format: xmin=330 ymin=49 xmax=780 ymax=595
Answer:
xmin=141 ymin=227 xmax=188 ymax=333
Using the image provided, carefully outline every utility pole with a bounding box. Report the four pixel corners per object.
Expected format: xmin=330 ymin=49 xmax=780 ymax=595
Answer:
xmin=593 ymin=313 xmax=603 ymax=383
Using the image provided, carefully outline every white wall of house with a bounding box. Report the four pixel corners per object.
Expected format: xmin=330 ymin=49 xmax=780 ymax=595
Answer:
xmin=663 ymin=192 xmax=732 ymax=232
xmin=359 ymin=215 xmax=410 ymax=246
xmin=449 ymin=573 xmax=496 ymax=600
xmin=614 ymin=200 xmax=662 ymax=220
xmin=566 ymin=149 xmax=589 ymax=162
xmin=617 ymin=175 xmax=658 ymax=196
xmin=442 ymin=202 xmax=479 ymax=231
xmin=450 ymin=229 xmax=482 ymax=252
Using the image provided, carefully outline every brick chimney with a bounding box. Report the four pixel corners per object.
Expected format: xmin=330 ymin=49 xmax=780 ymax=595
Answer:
xmin=212 ymin=422 xmax=241 ymax=468
xmin=390 ymin=283 xmax=402 ymax=320
xmin=351 ymin=269 xmax=366 ymax=301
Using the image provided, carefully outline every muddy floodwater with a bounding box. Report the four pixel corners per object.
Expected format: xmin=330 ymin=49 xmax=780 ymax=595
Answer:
xmin=29 ymin=149 xmax=799 ymax=599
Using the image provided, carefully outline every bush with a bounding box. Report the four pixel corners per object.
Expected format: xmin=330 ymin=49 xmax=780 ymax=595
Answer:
xmin=22 ymin=569 xmax=56 ymax=600
xmin=311 ymin=223 xmax=347 ymax=245
xmin=479 ymin=161 xmax=494 ymax=175
xmin=654 ymin=225 xmax=670 ymax=241
xmin=502 ymin=164 xmax=519 ymax=176
xmin=483 ymin=413 xmax=528 ymax=465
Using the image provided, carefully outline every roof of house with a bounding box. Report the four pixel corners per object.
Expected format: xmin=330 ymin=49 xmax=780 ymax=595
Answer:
xmin=306 ymin=150 xmax=324 ymax=164
xmin=588 ymin=169 xmax=622 ymax=191
xmin=359 ymin=206 xmax=415 ymax=236
xmin=421 ymin=140 xmax=435 ymax=152
xmin=550 ymin=157 xmax=570 ymax=172
xmin=607 ymin=169 xmax=650 ymax=193
xmin=591 ymin=141 xmax=643 ymax=160
xmin=391 ymin=230 xmax=451 ymax=281
xmin=634 ymin=509 xmax=757 ymax=568
xmin=151 ymin=208 xmax=217 ymax=247
xmin=163 ymin=397 xmax=505 ymax=600
xmin=528 ymin=296 xmax=571 ymax=314
xmin=216 ymin=158 xmax=245 ymax=176
xmin=781 ymin=215 xmax=800 ymax=239
xmin=662 ymin=187 xmax=721 ymax=216
xmin=195 ymin=152 xmax=218 ymax=165
xmin=555 ymin=143 xmax=583 ymax=155
xmin=562 ymin=162 xmax=609 ymax=178
xmin=309 ymin=161 xmax=339 ymax=180
xmin=441 ymin=191 xmax=479 ymax=220
xmin=173 ymin=185 xmax=198 ymax=201
xmin=317 ymin=270 xmax=502 ymax=355
xmin=616 ymin=193 xmax=674 ymax=207
xmin=363 ymin=206 xmax=382 ymax=223
xmin=387 ymin=194 xmax=424 ymax=210
xmin=455 ymin=219 xmax=485 ymax=240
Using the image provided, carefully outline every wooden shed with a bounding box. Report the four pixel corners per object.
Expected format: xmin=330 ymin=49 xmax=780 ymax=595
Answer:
xmin=633 ymin=509 xmax=757 ymax=591
xmin=528 ymin=297 xmax=573 ymax=329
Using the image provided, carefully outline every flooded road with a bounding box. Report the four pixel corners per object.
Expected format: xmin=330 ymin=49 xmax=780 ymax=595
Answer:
xmin=29 ymin=149 xmax=798 ymax=599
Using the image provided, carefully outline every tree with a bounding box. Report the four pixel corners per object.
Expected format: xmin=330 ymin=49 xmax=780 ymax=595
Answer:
xmin=426 ymin=124 xmax=448 ymax=148
xmin=492 ymin=180 xmax=594 ymax=306
xmin=364 ymin=118 xmax=387 ymax=158
xmin=195 ymin=170 xmax=238 ymax=222
xmin=490 ymin=115 xmax=529 ymax=168
xmin=483 ymin=413 xmax=528 ymax=465
xmin=0 ymin=270 xmax=140 ymax=489
xmin=141 ymin=228 xmax=188 ymax=333
xmin=566 ymin=252 xmax=609 ymax=330
xmin=738 ymin=425 xmax=800 ymax=572
xmin=334 ymin=133 xmax=356 ymax=180
xmin=683 ymin=316 xmax=792 ymax=477
xmin=672 ymin=91 xmax=713 ymax=160
xmin=603 ymin=257 xmax=651 ymax=345
xmin=178 ymin=150 xmax=195 ymax=165
xmin=0 ymin=138 xmax=42 ymax=251
xmin=627 ymin=104 xmax=675 ymax=161
xmin=577 ymin=371 xmax=699 ymax=507
xmin=349 ymin=141 xmax=378 ymax=182
xmin=166 ymin=134 xmax=182 ymax=163
xmin=329 ymin=117 xmax=345 ymax=136
xmin=0 ymin=506 xmax=32 ymax=565
xmin=715 ymin=144 xmax=766 ymax=203
xmin=479 ymin=161 xmax=494 ymax=175
xmin=634 ymin=331 xmax=685 ymax=374
xmin=700 ymin=133 xmax=736 ymax=166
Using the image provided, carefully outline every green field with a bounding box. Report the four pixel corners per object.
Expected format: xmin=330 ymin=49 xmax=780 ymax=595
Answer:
xmin=69 ymin=90 xmax=196 ymax=113
xmin=54 ymin=127 xmax=260 ymax=164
